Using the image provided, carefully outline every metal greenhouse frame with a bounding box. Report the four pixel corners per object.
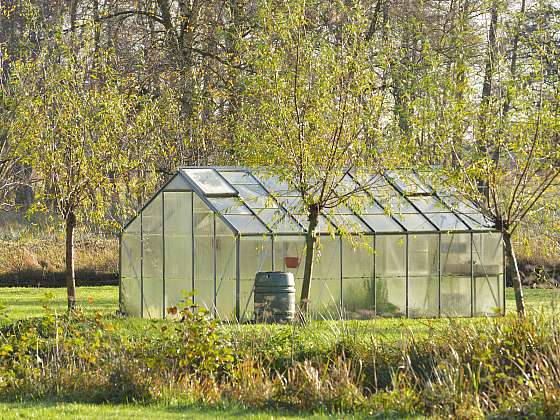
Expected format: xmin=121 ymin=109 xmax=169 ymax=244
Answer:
xmin=119 ymin=167 xmax=506 ymax=321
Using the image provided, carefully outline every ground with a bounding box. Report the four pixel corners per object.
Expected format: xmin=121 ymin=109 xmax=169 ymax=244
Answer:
xmin=0 ymin=401 xmax=331 ymax=420
xmin=0 ymin=285 xmax=558 ymax=418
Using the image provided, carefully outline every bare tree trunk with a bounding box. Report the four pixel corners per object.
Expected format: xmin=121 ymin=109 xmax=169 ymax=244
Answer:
xmin=478 ymin=3 xmax=498 ymax=199
xmin=503 ymin=231 xmax=525 ymax=315
xmin=300 ymin=206 xmax=319 ymax=316
xmin=502 ymin=0 xmax=525 ymax=118
xmin=65 ymin=211 xmax=77 ymax=311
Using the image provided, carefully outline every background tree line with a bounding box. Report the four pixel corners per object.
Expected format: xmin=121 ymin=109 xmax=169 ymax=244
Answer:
xmin=0 ymin=0 xmax=558 ymax=311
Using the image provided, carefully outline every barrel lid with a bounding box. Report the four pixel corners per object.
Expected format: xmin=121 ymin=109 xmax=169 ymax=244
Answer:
xmin=255 ymin=271 xmax=295 ymax=287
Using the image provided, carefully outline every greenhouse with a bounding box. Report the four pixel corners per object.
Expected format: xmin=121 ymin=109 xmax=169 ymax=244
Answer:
xmin=119 ymin=167 xmax=505 ymax=321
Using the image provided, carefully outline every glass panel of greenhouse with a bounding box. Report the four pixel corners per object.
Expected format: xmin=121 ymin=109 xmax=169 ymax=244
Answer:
xmin=120 ymin=167 xmax=505 ymax=321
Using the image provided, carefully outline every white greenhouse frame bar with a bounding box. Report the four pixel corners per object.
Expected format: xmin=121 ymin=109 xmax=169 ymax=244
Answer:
xmin=120 ymin=167 xmax=506 ymax=321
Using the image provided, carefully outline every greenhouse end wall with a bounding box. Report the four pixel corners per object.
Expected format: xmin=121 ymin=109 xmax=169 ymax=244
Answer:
xmin=120 ymin=185 xmax=505 ymax=321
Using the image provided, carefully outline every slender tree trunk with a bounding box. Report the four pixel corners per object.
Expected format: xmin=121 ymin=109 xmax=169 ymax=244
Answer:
xmin=503 ymin=231 xmax=525 ymax=315
xmin=65 ymin=211 xmax=77 ymax=311
xmin=300 ymin=206 xmax=319 ymax=316
xmin=502 ymin=0 xmax=525 ymax=118
xmin=478 ymin=3 xmax=498 ymax=199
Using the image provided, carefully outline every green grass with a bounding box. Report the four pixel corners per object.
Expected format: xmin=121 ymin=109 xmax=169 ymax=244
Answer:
xmin=0 ymin=286 xmax=118 ymax=320
xmin=2 ymin=286 xmax=559 ymax=341
xmin=0 ymin=401 xmax=331 ymax=419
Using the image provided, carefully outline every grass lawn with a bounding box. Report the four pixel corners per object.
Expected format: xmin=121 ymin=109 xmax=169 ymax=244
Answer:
xmin=0 ymin=285 xmax=558 ymax=419
xmin=0 ymin=286 xmax=118 ymax=320
xmin=0 ymin=401 xmax=336 ymax=419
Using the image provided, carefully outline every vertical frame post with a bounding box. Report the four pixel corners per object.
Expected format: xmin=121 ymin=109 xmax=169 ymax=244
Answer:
xmin=162 ymin=193 xmax=166 ymax=319
xmin=373 ymin=234 xmax=377 ymax=317
xmin=140 ymin=211 xmax=144 ymax=319
xmin=191 ymin=193 xmax=195 ymax=304
xmin=438 ymin=233 xmax=442 ymax=318
xmin=118 ymin=234 xmax=122 ymax=313
xmin=470 ymin=232 xmax=474 ymax=317
xmin=271 ymin=235 xmax=275 ymax=271
xmin=213 ymin=214 xmax=217 ymax=318
xmin=405 ymin=234 xmax=409 ymax=318
xmin=502 ymin=233 xmax=506 ymax=315
xmin=339 ymin=236 xmax=343 ymax=319
xmin=236 ymin=235 xmax=241 ymax=322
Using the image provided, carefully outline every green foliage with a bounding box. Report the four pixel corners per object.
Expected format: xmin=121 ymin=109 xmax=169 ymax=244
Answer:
xmin=3 ymin=27 xmax=165 ymax=229
xmin=238 ymin=0 xmax=402 ymax=211
xmin=142 ymin=295 xmax=235 ymax=382
xmin=1 ymin=287 xmax=560 ymax=416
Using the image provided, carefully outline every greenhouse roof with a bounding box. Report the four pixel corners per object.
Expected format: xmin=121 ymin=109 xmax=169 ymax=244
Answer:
xmin=152 ymin=166 xmax=496 ymax=236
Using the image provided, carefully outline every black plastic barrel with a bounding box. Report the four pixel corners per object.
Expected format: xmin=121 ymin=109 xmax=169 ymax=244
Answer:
xmin=254 ymin=271 xmax=296 ymax=323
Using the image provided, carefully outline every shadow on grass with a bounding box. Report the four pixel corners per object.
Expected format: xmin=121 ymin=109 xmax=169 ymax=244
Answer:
xmin=0 ymin=269 xmax=117 ymax=287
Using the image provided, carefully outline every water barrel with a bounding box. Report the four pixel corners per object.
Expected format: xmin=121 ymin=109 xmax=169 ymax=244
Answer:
xmin=254 ymin=271 xmax=296 ymax=323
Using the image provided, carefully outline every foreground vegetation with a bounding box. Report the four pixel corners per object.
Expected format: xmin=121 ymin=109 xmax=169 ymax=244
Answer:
xmin=0 ymin=287 xmax=559 ymax=417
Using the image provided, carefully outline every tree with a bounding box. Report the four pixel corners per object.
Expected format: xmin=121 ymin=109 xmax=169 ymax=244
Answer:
xmin=436 ymin=39 xmax=559 ymax=315
xmin=4 ymin=31 xmax=163 ymax=310
xmin=239 ymin=0 xmax=402 ymax=316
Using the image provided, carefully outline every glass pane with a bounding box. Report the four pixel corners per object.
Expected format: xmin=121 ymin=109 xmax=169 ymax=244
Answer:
xmin=386 ymin=171 xmax=432 ymax=195
xmin=328 ymin=214 xmax=371 ymax=234
xmin=193 ymin=195 xmax=214 ymax=312
xmin=121 ymin=277 xmax=141 ymax=317
xmin=342 ymin=238 xmax=375 ymax=319
xmin=377 ymin=196 xmax=417 ymax=214
xmin=121 ymin=220 xmax=141 ymax=279
xmin=215 ymin=218 xmax=236 ymax=321
xmin=142 ymin=195 xmax=163 ymax=319
xmin=164 ymin=173 xmax=192 ymax=191
xmin=441 ymin=195 xmax=479 ymax=214
xmin=239 ymin=237 xmax=273 ymax=321
xmin=473 ymin=233 xmax=504 ymax=315
xmin=363 ymin=201 xmax=386 ymax=214
xmin=408 ymin=196 xmax=448 ymax=212
xmin=223 ymin=214 xmax=269 ymax=234
xmin=361 ymin=214 xmax=403 ymax=232
xmin=427 ymin=213 xmax=469 ymax=231
xmin=208 ymin=197 xmax=251 ymax=214
xmin=440 ymin=234 xmax=472 ymax=317
xmin=375 ymin=235 xmax=406 ymax=317
xmin=121 ymin=217 xmax=141 ymax=317
xmin=276 ymin=195 xmax=304 ymax=213
xmin=462 ymin=212 xmax=494 ymax=230
xmin=163 ymin=192 xmax=192 ymax=315
xmin=474 ymin=276 xmax=501 ymax=316
xmin=395 ymin=213 xmax=436 ymax=231
xmin=311 ymin=237 xmax=341 ymax=318
xmin=253 ymin=172 xmax=292 ymax=195
xmin=235 ymin=184 xmax=273 ymax=209
xmin=218 ymin=170 xmax=257 ymax=184
xmin=274 ymin=236 xmax=306 ymax=279
xmin=441 ymin=276 xmax=471 ymax=317
xmin=255 ymin=208 xmax=303 ymax=233
xmin=181 ymin=168 xmax=237 ymax=196
xmin=408 ymin=234 xmax=439 ymax=318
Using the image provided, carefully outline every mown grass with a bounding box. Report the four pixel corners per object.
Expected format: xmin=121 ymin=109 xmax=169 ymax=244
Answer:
xmin=2 ymin=285 xmax=558 ymax=337
xmin=0 ymin=286 xmax=117 ymax=320
xmin=0 ymin=401 xmax=329 ymax=419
